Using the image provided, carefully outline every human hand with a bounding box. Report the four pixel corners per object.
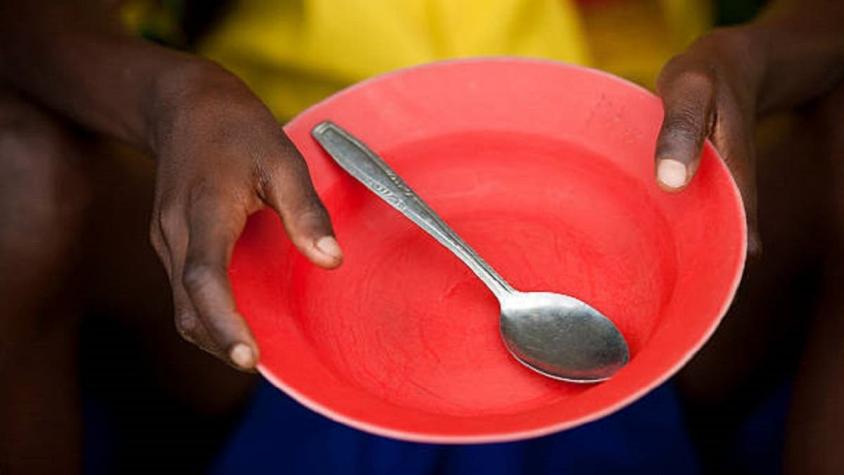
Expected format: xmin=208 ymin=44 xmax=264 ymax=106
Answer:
xmin=149 ymin=62 xmax=343 ymax=370
xmin=654 ymin=3 xmax=844 ymax=255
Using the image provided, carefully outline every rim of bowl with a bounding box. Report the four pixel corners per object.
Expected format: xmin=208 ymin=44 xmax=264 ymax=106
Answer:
xmin=254 ymin=57 xmax=749 ymax=444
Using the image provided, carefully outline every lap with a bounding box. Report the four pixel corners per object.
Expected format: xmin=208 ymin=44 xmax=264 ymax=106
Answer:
xmin=0 ymin=89 xmax=89 ymax=363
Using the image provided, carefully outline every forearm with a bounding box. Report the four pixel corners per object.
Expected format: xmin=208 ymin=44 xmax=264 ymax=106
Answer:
xmin=0 ymin=0 xmax=211 ymax=151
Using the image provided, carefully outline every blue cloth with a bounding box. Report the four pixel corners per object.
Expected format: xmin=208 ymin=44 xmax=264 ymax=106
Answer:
xmin=211 ymin=380 xmax=700 ymax=474
xmin=733 ymin=383 xmax=790 ymax=474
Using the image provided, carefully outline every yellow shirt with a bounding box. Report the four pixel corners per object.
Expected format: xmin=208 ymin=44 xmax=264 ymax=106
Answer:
xmin=126 ymin=0 xmax=710 ymax=120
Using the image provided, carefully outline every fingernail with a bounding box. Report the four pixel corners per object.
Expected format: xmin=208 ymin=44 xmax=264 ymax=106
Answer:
xmin=315 ymin=236 xmax=343 ymax=261
xmin=230 ymin=343 xmax=255 ymax=369
xmin=657 ymin=159 xmax=688 ymax=189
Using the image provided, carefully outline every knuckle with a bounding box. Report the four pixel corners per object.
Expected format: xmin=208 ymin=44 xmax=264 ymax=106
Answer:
xmin=188 ymin=180 xmax=251 ymax=215
xmin=174 ymin=313 xmax=199 ymax=342
xmin=659 ymin=55 xmax=716 ymax=94
xmin=149 ymin=213 xmax=167 ymax=247
xmin=662 ymin=111 xmax=705 ymax=144
xmin=157 ymin=204 xmax=184 ymax=236
xmin=304 ymin=202 xmax=331 ymax=228
xmin=264 ymin=135 xmax=306 ymax=177
xmin=149 ymin=204 xmax=184 ymax=259
xmin=664 ymin=109 xmax=703 ymax=134
xmin=673 ymin=68 xmax=715 ymax=92
xmin=182 ymin=261 xmax=223 ymax=294
xmin=253 ymin=160 xmax=275 ymax=197
xmin=148 ymin=225 xmax=166 ymax=256
xmin=263 ymin=161 xmax=314 ymax=204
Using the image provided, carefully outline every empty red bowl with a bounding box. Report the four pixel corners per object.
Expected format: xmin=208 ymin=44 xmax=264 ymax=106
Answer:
xmin=230 ymin=58 xmax=747 ymax=443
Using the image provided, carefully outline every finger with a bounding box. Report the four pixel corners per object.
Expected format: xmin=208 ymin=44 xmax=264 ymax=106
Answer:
xmin=259 ymin=136 xmax=343 ymax=269
xmin=655 ymin=59 xmax=717 ymax=191
xmin=182 ymin=192 xmax=258 ymax=370
xmin=173 ymin=286 xmax=220 ymax=354
xmin=710 ymin=103 xmax=762 ymax=256
xmin=152 ymin=206 xmax=221 ymax=354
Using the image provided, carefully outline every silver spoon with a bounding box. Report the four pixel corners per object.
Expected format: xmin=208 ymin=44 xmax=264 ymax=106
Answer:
xmin=311 ymin=121 xmax=629 ymax=382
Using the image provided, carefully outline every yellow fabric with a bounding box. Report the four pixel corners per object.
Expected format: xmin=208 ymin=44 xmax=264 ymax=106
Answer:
xmin=121 ymin=0 xmax=152 ymax=33
xmin=195 ymin=0 xmax=710 ymax=120
xmin=580 ymin=0 xmax=710 ymax=88
xmin=200 ymin=0 xmax=588 ymax=120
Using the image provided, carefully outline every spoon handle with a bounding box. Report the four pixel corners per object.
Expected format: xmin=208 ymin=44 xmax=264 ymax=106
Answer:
xmin=311 ymin=121 xmax=515 ymax=300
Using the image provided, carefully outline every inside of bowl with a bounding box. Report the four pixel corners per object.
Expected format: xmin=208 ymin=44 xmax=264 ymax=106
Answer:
xmin=294 ymin=130 xmax=675 ymax=414
xmin=230 ymin=59 xmax=745 ymax=442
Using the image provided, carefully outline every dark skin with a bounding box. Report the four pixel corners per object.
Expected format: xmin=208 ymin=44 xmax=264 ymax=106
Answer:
xmin=652 ymin=1 xmax=844 ymax=472
xmin=654 ymin=0 xmax=844 ymax=252
xmin=0 ymin=1 xmax=343 ymax=371
xmin=0 ymin=0 xmax=842 ymax=472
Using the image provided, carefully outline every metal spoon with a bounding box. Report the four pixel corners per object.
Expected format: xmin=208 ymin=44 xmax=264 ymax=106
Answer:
xmin=311 ymin=121 xmax=629 ymax=382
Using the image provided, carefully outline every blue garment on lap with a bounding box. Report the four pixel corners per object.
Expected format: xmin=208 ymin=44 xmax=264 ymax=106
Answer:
xmin=210 ymin=380 xmax=700 ymax=474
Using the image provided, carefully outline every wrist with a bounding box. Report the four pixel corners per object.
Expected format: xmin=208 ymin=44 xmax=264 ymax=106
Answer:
xmin=147 ymin=57 xmax=249 ymax=155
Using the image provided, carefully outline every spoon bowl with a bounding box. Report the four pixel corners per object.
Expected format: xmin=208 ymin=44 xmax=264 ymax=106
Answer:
xmin=500 ymin=291 xmax=629 ymax=382
xmin=312 ymin=121 xmax=630 ymax=382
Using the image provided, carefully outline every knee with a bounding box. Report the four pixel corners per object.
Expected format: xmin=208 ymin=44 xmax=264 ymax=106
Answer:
xmin=0 ymin=92 xmax=90 ymax=258
xmin=0 ymin=92 xmax=89 ymax=359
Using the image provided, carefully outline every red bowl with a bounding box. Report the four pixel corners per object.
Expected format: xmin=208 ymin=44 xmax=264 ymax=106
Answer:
xmin=230 ymin=58 xmax=747 ymax=442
